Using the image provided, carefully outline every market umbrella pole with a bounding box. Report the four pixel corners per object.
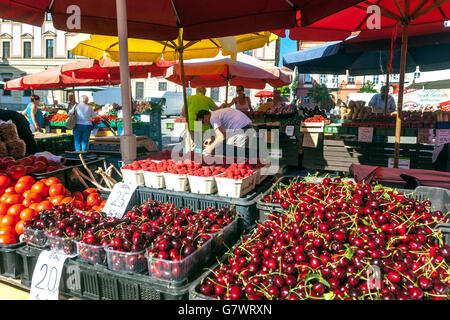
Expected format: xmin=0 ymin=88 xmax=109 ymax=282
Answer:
xmin=179 ymin=47 xmax=192 ymax=152
xmin=384 ymin=67 xmax=390 ymax=116
xmin=116 ymin=0 xmax=136 ymax=164
xmin=394 ymin=22 xmax=410 ymax=168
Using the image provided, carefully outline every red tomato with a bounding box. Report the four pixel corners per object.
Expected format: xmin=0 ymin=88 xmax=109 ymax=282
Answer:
xmin=33 ymin=161 xmax=47 ymax=174
xmin=17 ymin=157 xmax=33 ymax=166
xmin=15 ymin=220 xmax=25 ymax=235
xmin=31 ymin=181 xmax=49 ymax=197
xmin=7 ymin=204 xmax=24 ymax=217
xmin=14 ymin=180 xmax=33 ymax=194
xmin=0 ymin=203 xmax=9 ymax=216
xmin=0 ymin=215 xmax=18 ymax=228
xmin=25 ymin=166 xmax=35 ymax=174
xmin=83 ymin=188 xmax=98 ymax=198
xmin=0 ymin=234 xmax=16 ymax=244
xmin=37 ymin=201 xmax=53 ymax=212
xmin=0 ymin=174 xmax=11 ymax=189
xmin=19 ymin=208 xmax=35 ymax=221
xmin=49 ymin=184 xmax=65 ymax=197
xmin=35 ymin=156 xmax=48 ymax=165
xmin=86 ymin=193 xmax=102 ymax=207
xmin=72 ymin=191 xmax=84 ymax=202
xmin=44 ymin=177 xmax=61 ymax=187
xmin=7 ymin=165 xmax=27 ymax=180
xmin=4 ymin=194 xmax=22 ymax=206
xmin=50 ymin=195 xmax=65 ymax=206
xmin=17 ymin=175 xmax=35 ymax=186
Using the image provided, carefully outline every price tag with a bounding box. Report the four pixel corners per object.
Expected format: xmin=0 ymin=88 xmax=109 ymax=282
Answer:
xmin=29 ymin=250 xmax=70 ymax=300
xmin=140 ymin=114 xmax=151 ymax=122
xmin=102 ymin=182 xmax=137 ymax=219
xmin=285 ymin=125 xmax=295 ymax=136
xmin=388 ymin=157 xmax=410 ymax=169
xmin=436 ymin=129 xmax=450 ymax=145
xmin=358 ymin=127 xmax=373 ymax=142
xmin=269 ymin=149 xmax=282 ymax=159
xmin=117 ymin=110 xmax=123 ymax=118
xmin=417 ymin=129 xmax=434 ymax=144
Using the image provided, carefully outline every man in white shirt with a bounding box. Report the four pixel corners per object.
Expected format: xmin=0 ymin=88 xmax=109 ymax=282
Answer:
xmin=196 ymin=108 xmax=253 ymax=154
xmin=369 ymin=85 xmax=397 ymax=114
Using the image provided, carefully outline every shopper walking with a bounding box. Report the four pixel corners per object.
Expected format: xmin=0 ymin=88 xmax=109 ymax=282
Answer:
xmin=69 ymin=95 xmax=96 ymax=152
xmin=22 ymin=95 xmax=44 ymax=133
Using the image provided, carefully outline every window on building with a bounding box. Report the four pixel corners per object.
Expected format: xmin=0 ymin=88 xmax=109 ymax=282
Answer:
xmin=243 ymin=50 xmax=253 ymax=56
xmin=304 ymin=74 xmax=312 ymax=83
xmin=45 ymin=13 xmax=53 ymax=21
xmin=2 ymin=19 xmax=11 ymax=22
xmin=320 ymin=74 xmax=327 ymax=84
xmin=392 ymin=74 xmax=399 ymax=80
xmin=373 ymin=75 xmax=379 ymax=84
xmin=332 ymin=75 xmax=339 ymax=83
xmin=304 ymin=96 xmax=311 ymax=104
xmin=23 ymin=88 xmax=32 ymax=97
xmin=2 ymin=41 xmax=10 ymax=59
xmin=23 ymin=41 xmax=31 ymax=58
xmin=186 ymin=87 xmax=192 ymax=96
xmin=46 ymin=39 xmax=54 ymax=59
xmin=414 ymin=71 xmax=421 ymax=79
xmin=2 ymin=78 xmax=11 ymax=96
xmin=135 ymin=82 xmax=144 ymax=100
xmin=348 ymin=75 xmax=355 ymax=84
xmin=67 ymin=50 xmax=75 ymax=59
xmin=210 ymin=87 xmax=220 ymax=102
xmin=158 ymin=82 xmax=167 ymax=91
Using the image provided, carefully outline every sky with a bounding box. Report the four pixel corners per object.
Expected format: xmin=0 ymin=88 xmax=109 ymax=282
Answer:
xmin=279 ymin=36 xmax=298 ymax=67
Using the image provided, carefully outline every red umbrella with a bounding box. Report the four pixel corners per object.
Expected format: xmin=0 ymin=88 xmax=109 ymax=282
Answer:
xmin=61 ymin=57 xmax=174 ymax=81
xmin=5 ymin=65 xmax=119 ymax=90
xmin=0 ymin=1 xmax=362 ymax=41
xmin=296 ymin=0 xmax=450 ymax=168
xmin=255 ymin=90 xmax=274 ymax=98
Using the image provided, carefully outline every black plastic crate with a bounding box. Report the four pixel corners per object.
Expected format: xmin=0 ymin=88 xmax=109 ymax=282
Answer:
xmin=16 ymin=245 xmax=44 ymax=287
xmin=136 ymin=176 xmax=276 ymax=230
xmin=0 ymin=242 xmax=26 ymax=279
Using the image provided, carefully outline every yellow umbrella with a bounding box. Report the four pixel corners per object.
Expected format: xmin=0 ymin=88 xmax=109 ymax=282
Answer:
xmin=70 ymin=32 xmax=277 ymax=62
xmin=70 ymin=31 xmax=277 ymax=151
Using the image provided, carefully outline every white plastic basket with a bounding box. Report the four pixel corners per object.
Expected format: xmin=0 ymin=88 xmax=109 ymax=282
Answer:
xmin=215 ymin=172 xmax=257 ymax=198
xmin=187 ymin=175 xmax=217 ymax=195
xmin=143 ymin=170 xmax=166 ymax=189
xmin=163 ymin=172 xmax=189 ymax=191
xmin=121 ymin=169 xmax=144 ymax=186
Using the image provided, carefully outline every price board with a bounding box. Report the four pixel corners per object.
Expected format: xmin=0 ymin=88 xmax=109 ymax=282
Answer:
xmin=285 ymin=125 xmax=295 ymax=137
xmin=140 ymin=114 xmax=151 ymax=122
xmin=436 ymin=129 xmax=450 ymax=145
xmin=102 ymin=182 xmax=137 ymax=219
xmin=388 ymin=157 xmax=410 ymax=169
xmin=29 ymin=251 xmax=70 ymax=300
xmin=358 ymin=127 xmax=374 ymax=143
xmin=417 ymin=128 xmax=434 ymax=144
xmin=117 ymin=110 xmax=123 ymax=118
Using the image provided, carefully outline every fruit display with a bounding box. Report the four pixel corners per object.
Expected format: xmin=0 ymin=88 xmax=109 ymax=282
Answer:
xmin=0 ymin=166 xmax=105 ymax=245
xmin=266 ymin=103 xmax=297 ymax=116
xmin=340 ymin=100 xmax=373 ymax=120
xmin=91 ymin=114 xmax=118 ymax=125
xmin=196 ymin=177 xmax=449 ymax=300
xmin=0 ymin=155 xmax=65 ymax=175
xmin=242 ymin=110 xmax=265 ymax=120
xmin=44 ymin=113 xmax=69 ymax=123
xmin=304 ymin=115 xmax=328 ymax=123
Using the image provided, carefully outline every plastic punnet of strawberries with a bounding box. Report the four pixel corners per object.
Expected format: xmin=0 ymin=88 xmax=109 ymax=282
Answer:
xmin=197 ymin=177 xmax=450 ymax=300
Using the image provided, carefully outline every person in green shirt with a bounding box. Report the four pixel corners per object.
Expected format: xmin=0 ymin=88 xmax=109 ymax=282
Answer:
xmin=181 ymin=87 xmax=218 ymax=150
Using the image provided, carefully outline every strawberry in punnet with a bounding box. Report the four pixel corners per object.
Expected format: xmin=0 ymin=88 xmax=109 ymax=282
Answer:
xmin=220 ymin=163 xmax=255 ymax=180
xmin=189 ymin=166 xmax=226 ymax=177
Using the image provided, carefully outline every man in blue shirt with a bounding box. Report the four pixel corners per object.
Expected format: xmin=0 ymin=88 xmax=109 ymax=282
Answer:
xmin=369 ymin=85 xmax=397 ymax=114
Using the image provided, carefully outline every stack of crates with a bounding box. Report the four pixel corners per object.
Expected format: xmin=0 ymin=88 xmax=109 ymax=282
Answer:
xmin=116 ymin=111 xmax=162 ymax=151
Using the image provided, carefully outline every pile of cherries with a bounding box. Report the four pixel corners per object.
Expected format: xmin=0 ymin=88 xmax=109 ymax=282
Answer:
xmin=198 ymin=177 xmax=450 ymax=300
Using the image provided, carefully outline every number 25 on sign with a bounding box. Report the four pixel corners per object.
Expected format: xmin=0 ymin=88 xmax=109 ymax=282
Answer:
xmin=102 ymin=182 xmax=137 ymax=219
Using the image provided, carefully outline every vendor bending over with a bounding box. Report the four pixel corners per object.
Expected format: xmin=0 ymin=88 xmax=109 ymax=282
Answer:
xmin=196 ymin=108 xmax=253 ymax=155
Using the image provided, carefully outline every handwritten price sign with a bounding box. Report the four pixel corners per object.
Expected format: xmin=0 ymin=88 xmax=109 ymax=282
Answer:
xmin=102 ymin=182 xmax=137 ymax=219
xmin=29 ymin=251 xmax=70 ymax=300
xmin=358 ymin=127 xmax=374 ymax=143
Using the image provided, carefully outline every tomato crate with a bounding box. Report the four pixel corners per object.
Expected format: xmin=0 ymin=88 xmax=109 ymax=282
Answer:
xmin=135 ymin=176 xmax=277 ymax=230
xmin=0 ymin=242 xmax=26 ymax=279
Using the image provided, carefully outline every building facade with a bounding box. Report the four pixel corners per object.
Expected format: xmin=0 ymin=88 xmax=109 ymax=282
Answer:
xmin=0 ymin=17 xmax=84 ymax=111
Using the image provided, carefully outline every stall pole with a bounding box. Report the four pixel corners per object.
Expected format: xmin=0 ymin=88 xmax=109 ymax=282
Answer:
xmin=116 ymin=0 xmax=136 ymax=163
xmin=393 ymin=22 xmax=409 ymax=168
